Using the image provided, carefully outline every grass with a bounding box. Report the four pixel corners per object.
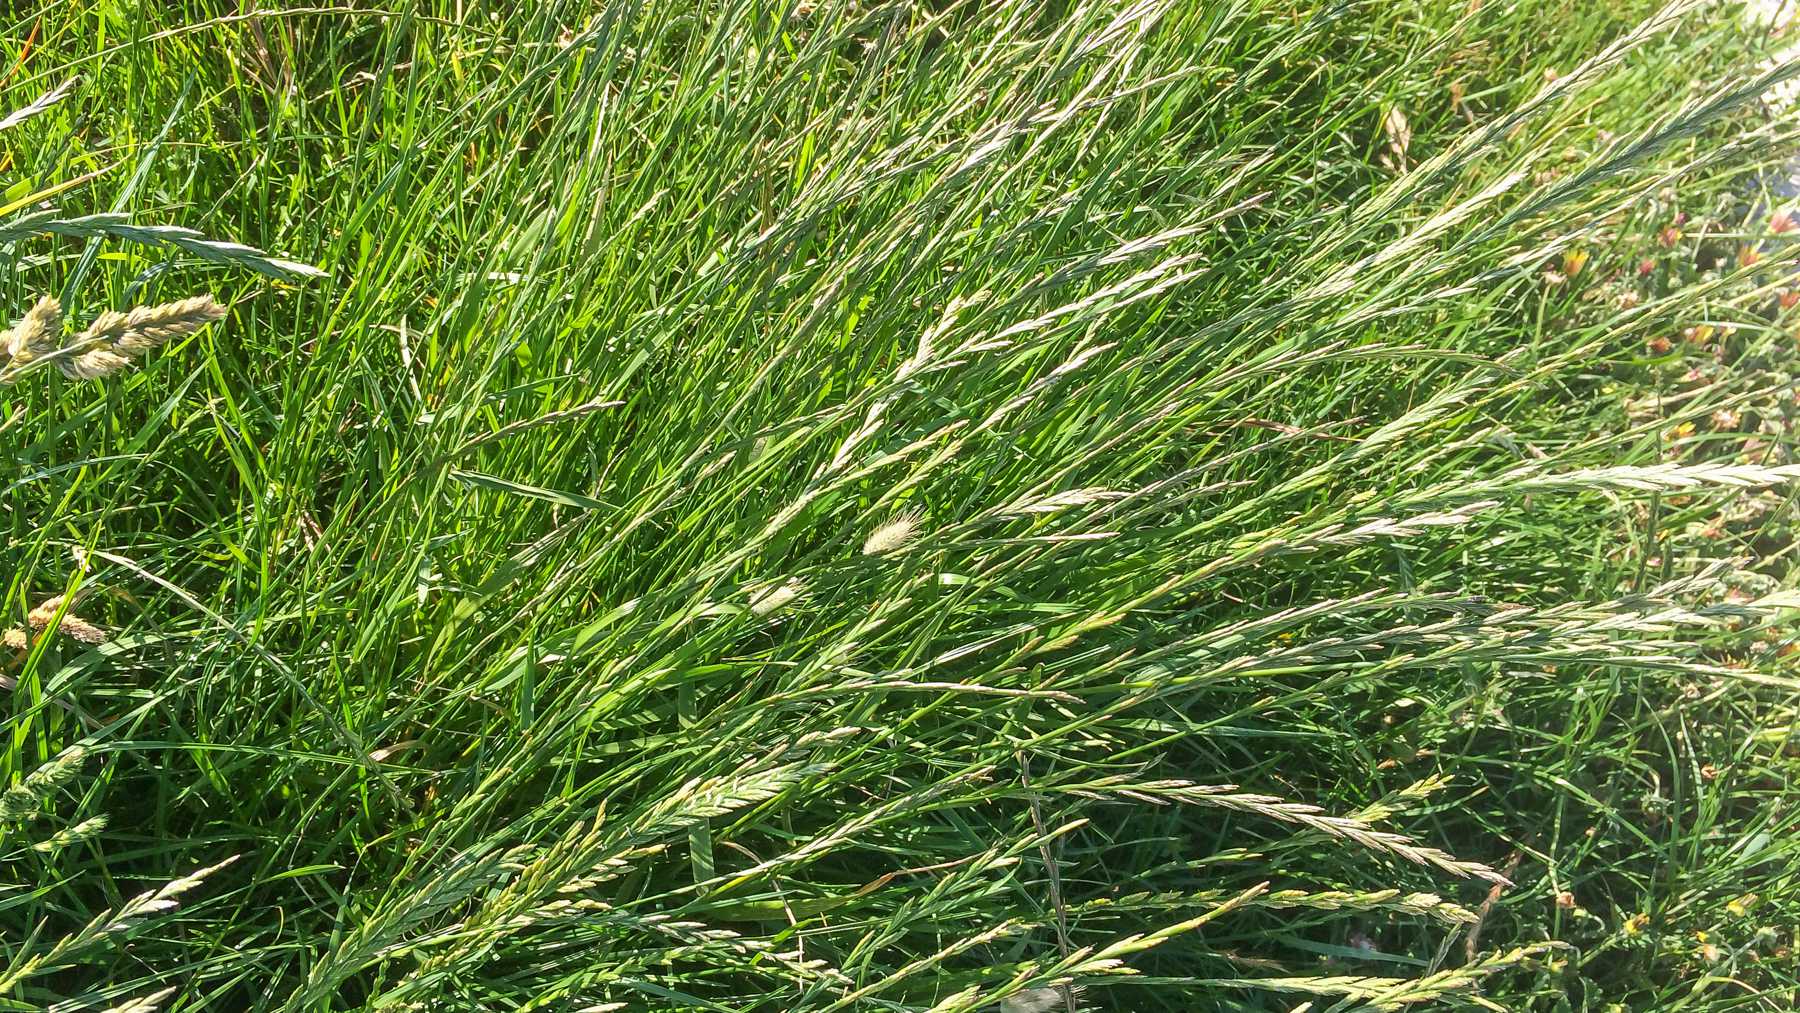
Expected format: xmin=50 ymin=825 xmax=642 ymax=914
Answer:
xmin=1 ymin=0 xmax=1799 ymax=1009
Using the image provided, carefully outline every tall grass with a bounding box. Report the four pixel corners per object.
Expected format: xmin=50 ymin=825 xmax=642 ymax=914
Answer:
xmin=1 ymin=1 xmax=1798 ymax=1010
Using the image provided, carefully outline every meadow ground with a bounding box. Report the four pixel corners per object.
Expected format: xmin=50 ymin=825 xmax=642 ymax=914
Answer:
xmin=2 ymin=2 xmax=1800 ymax=1011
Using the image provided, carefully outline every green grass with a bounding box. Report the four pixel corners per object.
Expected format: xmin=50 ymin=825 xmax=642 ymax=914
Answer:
xmin=1 ymin=1 xmax=1799 ymax=1010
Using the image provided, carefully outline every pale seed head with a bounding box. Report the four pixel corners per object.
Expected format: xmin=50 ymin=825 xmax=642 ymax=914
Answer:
xmin=748 ymin=577 xmax=806 ymax=617
xmin=80 ymin=293 xmax=226 ymax=354
xmin=56 ymin=293 xmax=227 ymax=382
xmin=2 ymin=295 xmax=64 ymax=363
xmin=1000 ymin=986 xmax=1084 ymax=1013
xmin=1001 ymin=487 xmax=1125 ymax=517
xmin=59 ymin=348 xmax=133 ymax=380
xmin=862 ymin=509 xmax=922 ymax=557
xmin=27 ymin=595 xmax=107 ymax=644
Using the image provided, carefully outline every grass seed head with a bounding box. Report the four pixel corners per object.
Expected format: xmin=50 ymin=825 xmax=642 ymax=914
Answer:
xmin=1001 ymin=487 xmax=1126 ymax=517
xmin=748 ymin=577 xmax=806 ymax=617
xmin=59 ymin=294 xmax=226 ymax=380
xmin=34 ymin=814 xmax=109 ymax=854
xmin=60 ymin=348 xmax=134 ymax=381
xmin=79 ymin=294 xmax=227 ymax=354
xmin=1000 ymin=985 xmax=1084 ymax=1013
xmin=28 ymin=595 xmax=108 ymax=644
xmin=0 ymin=745 xmax=91 ymax=823
xmin=94 ymin=985 xmax=177 ymax=1013
xmin=862 ymin=509 xmax=923 ymax=557
xmin=2 ymin=295 xmax=64 ymax=364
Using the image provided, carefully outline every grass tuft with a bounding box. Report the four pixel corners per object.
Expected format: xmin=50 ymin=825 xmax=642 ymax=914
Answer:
xmin=0 ymin=1 xmax=1797 ymax=1010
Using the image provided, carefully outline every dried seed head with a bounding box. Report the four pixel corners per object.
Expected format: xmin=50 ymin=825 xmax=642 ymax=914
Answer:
xmin=60 ymin=618 xmax=107 ymax=644
xmin=27 ymin=595 xmax=108 ymax=644
xmin=60 ymin=348 xmax=133 ymax=380
xmin=1 ymin=293 xmax=226 ymax=383
xmin=3 ymin=628 xmax=26 ymax=650
xmin=79 ymin=294 xmax=226 ymax=355
xmin=2 ymin=295 xmax=64 ymax=363
xmin=54 ymin=294 xmax=227 ymax=382
xmin=862 ymin=510 xmax=922 ymax=557
xmin=748 ymin=577 xmax=806 ymax=617
xmin=27 ymin=595 xmax=67 ymax=627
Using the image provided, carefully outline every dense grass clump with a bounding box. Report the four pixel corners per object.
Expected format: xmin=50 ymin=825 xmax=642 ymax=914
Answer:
xmin=2 ymin=1 xmax=1799 ymax=1010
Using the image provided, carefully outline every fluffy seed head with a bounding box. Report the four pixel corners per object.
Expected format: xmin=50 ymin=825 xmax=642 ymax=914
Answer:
xmin=60 ymin=348 xmax=133 ymax=380
xmin=2 ymin=295 xmax=63 ymax=363
xmin=748 ymin=577 xmax=806 ymax=617
xmin=862 ymin=509 xmax=922 ymax=557
xmin=3 ymin=628 xmax=26 ymax=650
xmin=28 ymin=595 xmax=108 ymax=644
